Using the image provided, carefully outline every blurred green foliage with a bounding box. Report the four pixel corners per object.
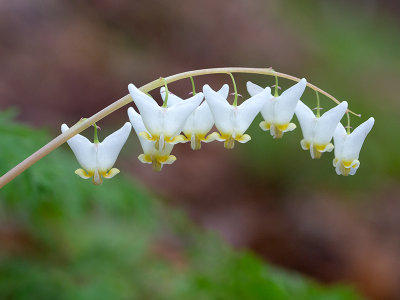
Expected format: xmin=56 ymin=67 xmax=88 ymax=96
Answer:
xmin=0 ymin=110 xmax=364 ymax=299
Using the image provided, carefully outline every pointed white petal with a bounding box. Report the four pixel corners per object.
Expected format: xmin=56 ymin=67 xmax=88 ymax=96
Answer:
xmin=97 ymin=122 xmax=132 ymax=171
xmin=160 ymin=87 xmax=184 ymax=107
xmin=128 ymin=83 xmax=163 ymax=136
xmin=190 ymin=101 xmax=214 ymax=134
xmin=246 ymin=81 xmax=264 ymax=97
xmin=314 ymin=101 xmax=348 ymax=145
xmin=343 ymin=117 xmax=374 ymax=160
xmin=333 ymin=122 xmax=347 ymax=157
xmin=61 ymin=123 xmax=97 ymax=171
xmin=217 ymin=84 xmax=230 ymax=99
xmin=275 ymin=78 xmax=306 ymax=124
xmin=259 ymin=90 xmax=274 ymax=123
xmin=236 ymin=87 xmax=271 ymax=134
xmin=295 ymin=100 xmax=315 ymax=141
xmin=163 ymin=92 xmax=203 ymax=137
xmin=203 ymin=84 xmax=234 ymax=134
xmin=127 ymin=107 xmax=156 ymax=154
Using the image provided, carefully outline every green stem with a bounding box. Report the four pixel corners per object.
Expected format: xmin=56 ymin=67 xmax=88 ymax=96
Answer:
xmin=274 ymin=73 xmax=279 ymax=97
xmin=0 ymin=67 xmax=361 ymax=188
xmin=93 ymin=123 xmax=99 ymax=143
xmin=190 ymin=76 xmax=196 ymax=95
xmin=228 ymin=72 xmax=238 ymax=106
xmin=161 ymin=78 xmax=169 ymax=108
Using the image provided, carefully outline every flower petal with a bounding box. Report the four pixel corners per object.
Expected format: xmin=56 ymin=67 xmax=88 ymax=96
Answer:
xmin=236 ymin=87 xmax=271 ymax=134
xmin=295 ymin=101 xmax=315 ymax=141
xmin=203 ymin=84 xmax=234 ymax=134
xmin=75 ymin=168 xmax=92 ymax=179
xmin=275 ymin=78 xmax=306 ymax=124
xmin=217 ymin=84 xmax=230 ymax=99
xmin=128 ymin=83 xmax=163 ymax=136
xmin=314 ymin=101 xmax=348 ymax=145
xmin=246 ymin=81 xmax=264 ymax=97
xmin=127 ymin=107 xmax=156 ymax=154
xmin=163 ymin=92 xmax=204 ymax=137
xmin=237 ymin=134 xmax=251 ymax=143
xmin=333 ymin=122 xmax=347 ymax=158
xmin=102 ymin=168 xmax=120 ymax=179
xmin=61 ymin=124 xmax=97 ymax=171
xmin=97 ymin=122 xmax=132 ymax=172
xmin=138 ymin=154 xmax=152 ymax=164
xmin=160 ymin=87 xmax=184 ymax=107
xmin=343 ymin=117 xmax=374 ymax=160
xmin=205 ymin=132 xmax=222 ymax=142
xmin=189 ymin=101 xmax=214 ymax=134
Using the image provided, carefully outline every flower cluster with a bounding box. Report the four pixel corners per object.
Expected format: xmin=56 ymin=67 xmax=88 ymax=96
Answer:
xmin=62 ymin=78 xmax=374 ymax=184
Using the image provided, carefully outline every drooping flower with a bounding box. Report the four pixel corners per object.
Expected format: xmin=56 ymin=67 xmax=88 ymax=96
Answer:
xmin=127 ymin=107 xmax=176 ymax=171
xmin=128 ymin=83 xmax=203 ymax=151
xmin=332 ymin=117 xmax=374 ymax=176
xmin=203 ymin=84 xmax=271 ymax=149
xmin=295 ymin=100 xmax=348 ymax=159
xmin=247 ymin=78 xmax=307 ymax=138
xmin=160 ymin=84 xmax=229 ymax=150
xmin=61 ymin=122 xmax=132 ymax=185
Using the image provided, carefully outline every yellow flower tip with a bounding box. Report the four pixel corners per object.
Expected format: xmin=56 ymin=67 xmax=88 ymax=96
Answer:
xmin=236 ymin=134 xmax=251 ymax=144
xmin=150 ymin=154 xmax=177 ymax=172
xmin=300 ymin=139 xmax=310 ymax=150
xmin=259 ymin=121 xmax=270 ymax=131
xmin=334 ymin=159 xmax=360 ymax=176
xmin=205 ymin=132 xmax=223 ymax=142
xmin=74 ymin=168 xmax=91 ymax=179
xmin=138 ymin=131 xmax=155 ymax=141
xmin=164 ymin=155 xmax=177 ymax=165
xmin=169 ymin=134 xmax=188 ymax=144
xmin=262 ymin=122 xmax=296 ymax=139
xmin=301 ymin=140 xmax=334 ymax=159
xmin=102 ymin=168 xmax=120 ymax=179
xmin=138 ymin=154 xmax=152 ymax=164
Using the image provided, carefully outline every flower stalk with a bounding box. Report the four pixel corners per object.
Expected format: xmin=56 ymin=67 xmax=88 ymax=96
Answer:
xmin=0 ymin=67 xmax=360 ymax=188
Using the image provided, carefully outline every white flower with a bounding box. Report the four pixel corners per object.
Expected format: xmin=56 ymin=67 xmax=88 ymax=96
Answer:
xmin=332 ymin=117 xmax=374 ymax=176
xmin=127 ymin=107 xmax=176 ymax=171
xmin=247 ymin=78 xmax=307 ymax=138
xmin=61 ymin=122 xmax=131 ymax=185
xmin=203 ymin=84 xmax=270 ymax=149
xmin=128 ymin=83 xmax=203 ymax=151
xmin=160 ymin=84 xmax=229 ymax=150
xmin=295 ymin=100 xmax=348 ymax=159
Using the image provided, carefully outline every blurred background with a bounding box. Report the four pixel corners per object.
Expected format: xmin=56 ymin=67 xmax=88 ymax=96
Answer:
xmin=1 ymin=0 xmax=400 ymax=299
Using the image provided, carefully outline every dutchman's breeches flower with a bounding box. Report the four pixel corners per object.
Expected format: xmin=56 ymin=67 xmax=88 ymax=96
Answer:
xmin=127 ymin=107 xmax=176 ymax=171
xmin=295 ymin=100 xmax=348 ymax=159
xmin=203 ymin=84 xmax=270 ymax=149
xmin=161 ymin=84 xmax=229 ymax=150
xmin=61 ymin=122 xmax=132 ymax=185
xmin=247 ymin=78 xmax=307 ymax=138
xmin=333 ymin=117 xmax=374 ymax=176
xmin=128 ymin=83 xmax=203 ymax=151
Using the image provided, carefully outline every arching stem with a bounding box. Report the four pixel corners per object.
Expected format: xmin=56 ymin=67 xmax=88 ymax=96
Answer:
xmin=0 ymin=67 xmax=361 ymax=188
